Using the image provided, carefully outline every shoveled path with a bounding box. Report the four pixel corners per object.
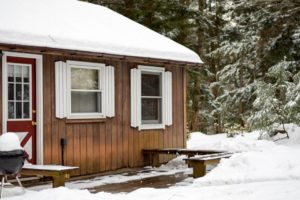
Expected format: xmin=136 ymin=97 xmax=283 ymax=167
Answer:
xmin=88 ymin=172 xmax=189 ymax=193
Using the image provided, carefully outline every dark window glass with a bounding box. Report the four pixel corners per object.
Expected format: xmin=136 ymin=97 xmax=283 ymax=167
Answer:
xmin=8 ymin=102 xmax=14 ymax=119
xmin=142 ymin=74 xmax=161 ymax=96
xmin=23 ymin=102 xmax=30 ymax=118
xmin=8 ymin=84 xmax=14 ymax=100
xmin=16 ymin=84 xmax=22 ymax=100
xmin=141 ymin=98 xmax=162 ymax=123
xmin=16 ymin=102 xmax=22 ymax=119
xmin=23 ymin=84 xmax=29 ymax=100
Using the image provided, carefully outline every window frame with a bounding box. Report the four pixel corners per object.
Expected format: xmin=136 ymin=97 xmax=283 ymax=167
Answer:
xmin=7 ymin=62 xmax=32 ymax=121
xmin=138 ymin=65 xmax=165 ymax=130
xmin=66 ymin=60 xmax=106 ymax=119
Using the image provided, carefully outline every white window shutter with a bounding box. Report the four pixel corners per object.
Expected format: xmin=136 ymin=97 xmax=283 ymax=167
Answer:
xmin=105 ymin=66 xmax=115 ymax=117
xmin=131 ymin=68 xmax=141 ymax=127
xmin=164 ymin=71 xmax=173 ymax=126
xmin=55 ymin=61 xmax=67 ymax=118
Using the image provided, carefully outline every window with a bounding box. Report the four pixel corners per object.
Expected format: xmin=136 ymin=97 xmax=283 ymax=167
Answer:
xmin=141 ymin=72 xmax=162 ymax=124
xmin=131 ymin=65 xmax=172 ymax=130
xmin=55 ymin=60 xmax=115 ymax=119
xmin=67 ymin=61 xmax=104 ymax=119
xmin=7 ymin=63 xmax=31 ymax=120
xmin=70 ymin=67 xmax=102 ymax=113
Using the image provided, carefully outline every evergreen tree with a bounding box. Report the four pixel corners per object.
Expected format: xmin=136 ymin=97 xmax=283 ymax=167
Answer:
xmin=83 ymin=0 xmax=300 ymax=134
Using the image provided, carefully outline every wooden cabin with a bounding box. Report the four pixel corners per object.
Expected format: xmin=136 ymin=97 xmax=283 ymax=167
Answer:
xmin=0 ymin=0 xmax=202 ymax=176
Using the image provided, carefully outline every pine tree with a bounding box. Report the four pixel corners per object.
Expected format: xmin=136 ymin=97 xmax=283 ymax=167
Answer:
xmin=83 ymin=0 xmax=300 ymax=133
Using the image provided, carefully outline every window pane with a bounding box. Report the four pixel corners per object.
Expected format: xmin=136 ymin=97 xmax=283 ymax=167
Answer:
xmin=23 ymin=102 xmax=30 ymax=118
xmin=23 ymin=84 xmax=29 ymax=100
xmin=8 ymin=65 xmax=14 ymax=82
xmin=16 ymin=102 xmax=22 ymax=119
xmin=16 ymin=84 xmax=22 ymax=100
xmin=8 ymin=83 xmax=14 ymax=100
xmin=71 ymin=91 xmax=101 ymax=113
xmin=15 ymin=65 xmax=22 ymax=82
xmin=142 ymin=98 xmax=162 ymax=124
xmin=23 ymin=66 xmax=30 ymax=83
xmin=142 ymin=73 xmax=161 ymax=96
xmin=71 ymin=68 xmax=99 ymax=90
xmin=8 ymin=102 xmax=15 ymax=119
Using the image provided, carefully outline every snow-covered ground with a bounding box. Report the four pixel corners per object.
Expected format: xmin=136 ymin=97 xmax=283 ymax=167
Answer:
xmin=3 ymin=124 xmax=300 ymax=199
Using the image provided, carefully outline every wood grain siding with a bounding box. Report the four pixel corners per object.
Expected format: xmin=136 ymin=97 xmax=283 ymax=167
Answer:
xmin=40 ymin=54 xmax=187 ymax=176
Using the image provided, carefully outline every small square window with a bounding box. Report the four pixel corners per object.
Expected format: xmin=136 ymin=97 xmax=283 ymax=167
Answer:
xmin=67 ymin=61 xmax=105 ymax=119
xmin=70 ymin=67 xmax=101 ymax=114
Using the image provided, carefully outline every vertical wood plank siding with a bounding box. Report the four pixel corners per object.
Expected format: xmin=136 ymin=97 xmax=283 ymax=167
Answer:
xmin=0 ymin=54 xmax=186 ymax=176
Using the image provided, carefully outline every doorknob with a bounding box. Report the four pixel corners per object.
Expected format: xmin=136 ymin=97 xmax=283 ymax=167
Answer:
xmin=32 ymin=121 xmax=37 ymax=126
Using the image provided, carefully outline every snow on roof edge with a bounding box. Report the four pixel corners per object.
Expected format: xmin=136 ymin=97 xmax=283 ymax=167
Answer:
xmin=0 ymin=0 xmax=203 ymax=64
xmin=0 ymin=39 xmax=203 ymax=65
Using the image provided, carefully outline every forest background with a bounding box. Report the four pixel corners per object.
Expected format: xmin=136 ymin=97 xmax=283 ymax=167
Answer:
xmin=84 ymin=0 xmax=300 ymax=134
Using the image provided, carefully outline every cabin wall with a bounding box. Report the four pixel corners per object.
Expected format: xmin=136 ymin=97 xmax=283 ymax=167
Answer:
xmin=0 ymin=52 xmax=186 ymax=176
xmin=43 ymin=54 xmax=186 ymax=176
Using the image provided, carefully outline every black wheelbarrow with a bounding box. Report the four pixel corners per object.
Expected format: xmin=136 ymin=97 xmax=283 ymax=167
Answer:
xmin=0 ymin=150 xmax=28 ymax=198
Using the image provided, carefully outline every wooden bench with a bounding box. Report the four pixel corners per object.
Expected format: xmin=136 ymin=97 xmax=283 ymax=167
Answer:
xmin=143 ymin=148 xmax=225 ymax=167
xmin=20 ymin=165 xmax=79 ymax=187
xmin=184 ymin=152 xmax=233 ymax=178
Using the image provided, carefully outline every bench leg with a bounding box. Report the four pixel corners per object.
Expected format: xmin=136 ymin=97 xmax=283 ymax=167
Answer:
xmin=144 ymin=153 xmax=160 ymax=167
xmin=144 ymin=154 xmax=151 ymax=166
xmin=151 ymin=154 xmax=160 ymax=167
xmin=52 ymin=175 xmax=66 ymax=188
xmin=192 ymin=163 xmax=206 ymax=178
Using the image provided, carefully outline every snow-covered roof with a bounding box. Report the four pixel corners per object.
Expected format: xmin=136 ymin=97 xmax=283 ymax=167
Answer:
xmin=0 ymin=0 xmax=202 ymax=64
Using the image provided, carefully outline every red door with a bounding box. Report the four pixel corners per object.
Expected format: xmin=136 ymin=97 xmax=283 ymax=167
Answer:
xmin=6 ymin=56 xmax=37 ymax=164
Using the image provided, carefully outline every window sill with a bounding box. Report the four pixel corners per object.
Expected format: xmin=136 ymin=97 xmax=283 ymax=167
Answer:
xmin=139 ymin=124 xmax=165 ymax=130
xmin=65 ymin=118 xmax=106 ymax=124
xmin=67 ymin=113 xmax=105 ymax=119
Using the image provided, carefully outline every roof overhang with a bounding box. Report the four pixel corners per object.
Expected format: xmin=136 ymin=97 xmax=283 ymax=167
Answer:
xmin=0 ymin=43 xmax=203 ymax=68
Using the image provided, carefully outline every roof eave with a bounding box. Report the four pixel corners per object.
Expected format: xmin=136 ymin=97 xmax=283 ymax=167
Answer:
xmin=0 ymin=43 xmax=203 ymax=68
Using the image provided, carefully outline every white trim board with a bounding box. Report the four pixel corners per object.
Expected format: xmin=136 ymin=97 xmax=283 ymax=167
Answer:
xmin=2 ymin=51 xmax=43 ymax=164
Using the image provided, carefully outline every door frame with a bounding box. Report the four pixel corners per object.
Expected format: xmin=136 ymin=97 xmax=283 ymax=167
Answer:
xmin=2 ymin=51 xmax=43 ymax=164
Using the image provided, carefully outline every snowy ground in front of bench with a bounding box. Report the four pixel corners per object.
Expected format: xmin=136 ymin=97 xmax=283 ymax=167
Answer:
xmin=3 ymin=123 xmax=300 ymax=200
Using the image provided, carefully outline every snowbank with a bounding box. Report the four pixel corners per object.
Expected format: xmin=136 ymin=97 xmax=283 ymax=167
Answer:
xmin=276 ymin=123 xmax=300 ymax=145
xmin=190 ymin=125 xmax=300 ymax=186
xmin=187 ymin=131 xmax=275 ymax=152
xmin=194 ymin=145 xmax=300 ymax=186
xmin=0 ymin=132 xmax=23 ymax=151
